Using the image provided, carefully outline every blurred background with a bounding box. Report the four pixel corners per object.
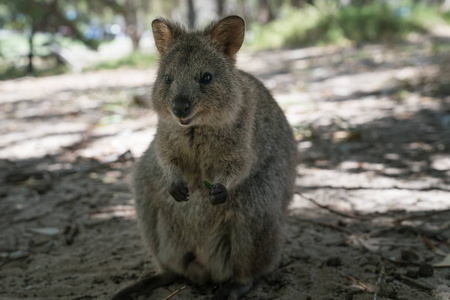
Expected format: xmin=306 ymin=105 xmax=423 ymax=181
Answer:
xmin=1 ymin=1 xmax=450 ymax=299
xmin=0 ymin=0 xmax=450 ymax=78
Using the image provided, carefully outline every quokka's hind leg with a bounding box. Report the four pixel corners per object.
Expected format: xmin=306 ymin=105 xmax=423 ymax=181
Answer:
xmin=111 ymin=272 xmax=178 ymax=300
xmin=211 ymin=281 xmax=253 ymax=300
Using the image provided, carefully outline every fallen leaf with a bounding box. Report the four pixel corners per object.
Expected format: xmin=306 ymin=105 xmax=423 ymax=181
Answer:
xmin=28 ymin=227 xmax=60 ymax=236
xmin=423 ymin=235 xmax=447 ymax=256
xmin=9 ymin=250 xmax=29 ymax=260
xmin=434 ymin=254 xmax=450 ymax=268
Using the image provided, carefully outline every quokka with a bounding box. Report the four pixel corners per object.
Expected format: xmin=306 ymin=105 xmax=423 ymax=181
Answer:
xmin=112 ymin=15 xmax=297 ymax=300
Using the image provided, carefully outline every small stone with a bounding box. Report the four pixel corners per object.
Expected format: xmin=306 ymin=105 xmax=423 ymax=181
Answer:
xmin=405 ymin=269 xmax=418 ymax=279
xmin=401 ymin=249 xmax=419 ymax=262
xmin=9 ymin=250 xmax=29 ymax=260
xmin=418 ymin=263 xmax=434 ymax=277
xmin=326 ymin=256 xmax=342 ymax=267
xmin=28 ymin=227 xmax=60 ymax=236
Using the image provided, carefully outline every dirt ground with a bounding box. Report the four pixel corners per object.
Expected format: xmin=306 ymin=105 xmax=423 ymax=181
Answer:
xmin=1 ymin=34 xmax=450 ymax=300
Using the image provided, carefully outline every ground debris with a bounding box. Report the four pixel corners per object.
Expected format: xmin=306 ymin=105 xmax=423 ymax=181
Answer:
xmin=1 ymin=42 xmax=450 ymax=299
xmin=393 ymin=273 xmax=433 ymax=291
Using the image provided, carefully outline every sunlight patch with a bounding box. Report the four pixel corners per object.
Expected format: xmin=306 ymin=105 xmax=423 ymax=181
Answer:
xmin=90 ymin=205 xmax=136 ymax=220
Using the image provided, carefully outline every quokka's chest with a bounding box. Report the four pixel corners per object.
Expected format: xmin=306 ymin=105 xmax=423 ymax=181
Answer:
xmin=168 ymin=129 xmax=232 ymax=163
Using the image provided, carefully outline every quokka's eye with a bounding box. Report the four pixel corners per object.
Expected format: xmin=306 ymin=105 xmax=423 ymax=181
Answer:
xmin=164 ymin=74 xmax=172 ymax=84
xmin=200 ymin=72 xmax=212 ymax=84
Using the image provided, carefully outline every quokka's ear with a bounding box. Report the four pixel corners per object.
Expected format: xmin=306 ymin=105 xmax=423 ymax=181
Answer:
xmin=210 ymin=16 xmax=245 ymax=63
xmin=152 ymin=18 xmax=183 ymax=55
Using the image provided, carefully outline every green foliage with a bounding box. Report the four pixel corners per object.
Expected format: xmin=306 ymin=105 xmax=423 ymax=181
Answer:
xmin=0 ymin=0 xmax=99 ymax=49
xmin=443 ymin=11 xmax=450 ymax=24
xmin=249 ymin=1 xmax=444 ymax=50
xmin=317 ymin=3 xmax=425 ymax=45
xmin=248 ymin=7 xmax=323 ymax=50
xmin=0 ymin=63 xmax=69 ymax=80
xmin=293 ymin=123 xmax=316 ymax=141
xmin=203 ymin=179 xmax=213 ymax=190
xmin=89 ymin=51 xmax=158 ymax=70
xmin=0 ymin=32 xmax=85 ymax=80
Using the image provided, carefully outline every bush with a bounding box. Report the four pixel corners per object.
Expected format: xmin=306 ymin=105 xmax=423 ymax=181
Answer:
xmin=89 ymin=51 xmax=157 ymax=70
xmin=444 ymin=11 xmax=450 ymax=24
xmin=318 ymin=3 xmax=425 ymax=45
xmin=248 ymin=6 xmax=324 ymax=50
xmin=248 ymin=1 xmax=440 ymax=50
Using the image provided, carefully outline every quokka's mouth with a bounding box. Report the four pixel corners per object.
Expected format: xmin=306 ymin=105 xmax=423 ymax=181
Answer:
xmin=179 ymin=117 xmax=193 ymax=126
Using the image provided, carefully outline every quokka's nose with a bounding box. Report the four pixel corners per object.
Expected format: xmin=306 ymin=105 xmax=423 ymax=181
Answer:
xmin=172 ymin=97 xmax=191 ymax=118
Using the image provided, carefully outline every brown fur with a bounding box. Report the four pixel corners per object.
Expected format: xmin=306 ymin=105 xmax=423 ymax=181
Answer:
xmin=124 ymin=16 xmax=297 ymax=300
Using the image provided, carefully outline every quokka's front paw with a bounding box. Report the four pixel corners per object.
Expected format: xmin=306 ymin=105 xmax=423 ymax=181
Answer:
xmin=169 ymin=181 xmax=189 ymax=202
xmin=209 ymin=183 xmax=228 ymax=205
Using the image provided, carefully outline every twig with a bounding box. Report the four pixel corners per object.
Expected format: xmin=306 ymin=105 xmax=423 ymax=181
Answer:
xmin=60 ymin=150 xmax=135 ymax=180
xmin=393 ymin=273 xmax=432 ymax=291
xmin=71 ymin=296 xmax=94 ymax=300
xmin=393 ymin=209 xmax=450 ymax=225
xmin=352 ymin=235 xmax=421 ymax=266
xmin=315 ymin=221 xmax=355 ymax=234
xmin=373 ymin=265 xmax=385 ymax=300
xmin=279 ymin=259 xmax=294 ymax=269
xmin=369 ymin=225 xmax=447 ymax=243
xmin=299 ymin=185 xmax=450 ymax=192
xmin=339 ymin=272 xmax=368 ymax=291
xmin=64 ymin=224 xmax=80 ymax=246
xmin=297 ymin=192 xmax=368 ymax=220
xmin=162 ymin=285 xmax=187 ymax=300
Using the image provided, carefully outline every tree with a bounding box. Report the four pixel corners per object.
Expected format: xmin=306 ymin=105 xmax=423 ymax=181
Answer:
xmin=290 ymin=0 xmax=315 ymax=7
xmin=0 ymin=0 xmax=98 ymax=73
xmin=258 ymin=0 xmax=275 ymax=24
xmin=290 ymin=0 xmax=301 ymax=7
xmin=217 ymin=0 xmax=225 ymax=16
xmin=188 ymin=0 xmax=196 ymax=29
xmin=97 ymin=0 xmax=151 ymax=51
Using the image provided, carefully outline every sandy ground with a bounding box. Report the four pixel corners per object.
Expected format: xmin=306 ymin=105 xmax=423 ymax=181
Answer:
xmin=1 ymin=36 xmax=450 ymax=300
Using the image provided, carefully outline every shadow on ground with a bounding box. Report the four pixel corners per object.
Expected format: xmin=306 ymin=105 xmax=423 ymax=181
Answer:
xmin=1 ymin=39 xmax=450 ymax=299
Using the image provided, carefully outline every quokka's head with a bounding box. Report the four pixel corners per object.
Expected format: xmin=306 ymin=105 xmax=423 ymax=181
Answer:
xmin=151 ymin=16 xmax=245 ymax=127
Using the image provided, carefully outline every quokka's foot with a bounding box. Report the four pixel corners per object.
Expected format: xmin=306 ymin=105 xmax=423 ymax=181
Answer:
xmin=111 ymin=272 xmax=178 ymax=300
xmin=211 ymin=281 xmax=253 ymax=300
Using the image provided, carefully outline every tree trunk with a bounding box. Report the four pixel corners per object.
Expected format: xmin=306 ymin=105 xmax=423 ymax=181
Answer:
xmin=290 ymin=0 xmax=301 ymax=7
xmin=188 ymin=0 xmax=196 ymax=29
xmin=217 ymin=0 xmax=225 ymax=16
xmin=125 ymin=0 xmax=141 ymax=51
xmin=257 ymin=0 xmax=275 ymax=25
xmin=351 ymin=0 xmax=373 ymax=6
xmin=237 ymin=0 xmax=246 ymax=22
xmin=291 ymin=0 xmax=314 ymax=8
xmin=27 ymin=25 xmax=35 ymax=74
